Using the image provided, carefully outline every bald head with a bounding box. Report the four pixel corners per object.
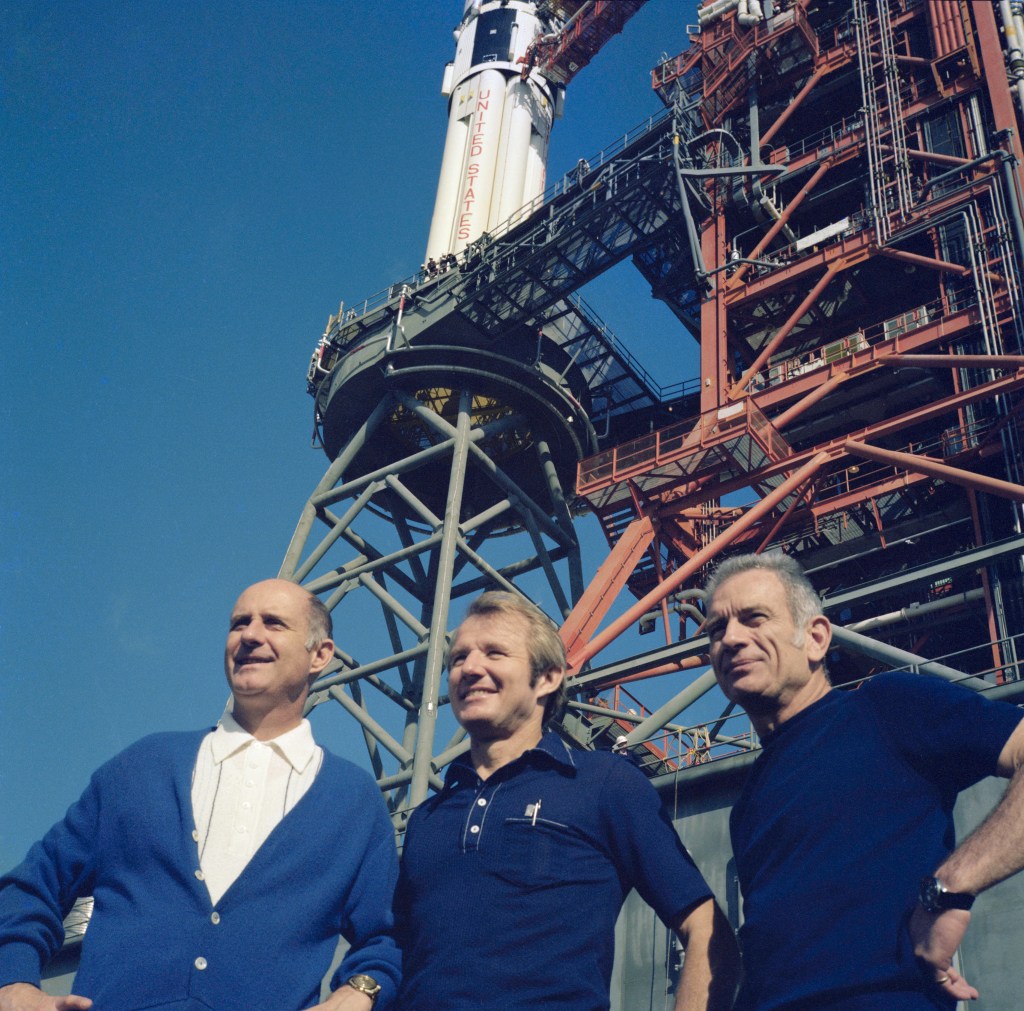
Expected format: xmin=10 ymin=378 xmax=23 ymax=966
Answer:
xmin=224 ymin=579 xmax=336 ymax=739
xmin=231 ymin=579 xmax=332 ymax=649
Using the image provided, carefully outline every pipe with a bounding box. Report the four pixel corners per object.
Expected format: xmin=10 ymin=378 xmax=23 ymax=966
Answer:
xmin=760 ymin=64 xmax=827 ymax=149
xmin=1012 ymin=1 xmax=1024 ymax=109
xmin=846 ymin=589 xmax=985 ymax=633
xmin=996 ymin=140 xmax=1024 ymax=277
xmin=699 ymin=0 xmax=742 ymax=26
xmin=744 ymin=70 xmax=797 ymax=250
xmin=611 ymin=653 xmax=708 ymax=686
xmin=929 ymin=0 xmax=952 ymax=57
xmin=876 ymin=247 xmax=971 ymax=277
xmin=772 ymin=375 xmax=847 ymax=431
xmin=620 ymin=671 xmax=720 ymax=747
xmin=893 ymin=145 xmax=972 ymax=168
xmin=737 ymin=0 xmax=762 ymax=27
xmin=919 ymin=150 xmax=1001 ymax=197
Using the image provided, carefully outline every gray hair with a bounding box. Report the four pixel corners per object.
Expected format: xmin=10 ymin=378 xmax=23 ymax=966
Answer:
xmin=305 ymin=592 xmax=334 ymax=651
xmin=454 ymin=590 xmax=568 ymax=725
xmin=705 ymin=553 xmax=823 ymax=636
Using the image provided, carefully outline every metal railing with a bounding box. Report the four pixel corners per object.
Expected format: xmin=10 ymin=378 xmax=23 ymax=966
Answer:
xmin=612 ymin=632 xmax=1024 ymax=772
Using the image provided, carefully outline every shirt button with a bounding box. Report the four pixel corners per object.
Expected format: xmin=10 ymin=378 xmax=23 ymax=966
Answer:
xmin=194 ymin=870 xmax=205 ymax=881
xmin=235 ymin=825 xmax=247 ymax=834
xmin=476 ymin=798 xmax=487 ymax=807
xmin=194 ymin=957 xmax=208 ymax=970
xmin=241 ymin=801 xmax=252 ymax=811
xmin=469 ymin=825 xmax=480 ymax=834
xmin=210 ymin=912 xmax=221 ymax=925
xmin=245 ymin=780 xmax=255 ymax=787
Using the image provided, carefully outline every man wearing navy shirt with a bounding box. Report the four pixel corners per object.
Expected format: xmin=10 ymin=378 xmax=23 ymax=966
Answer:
xmin=704 ymin=552 xmax=1024 ymax=1010
xmin=394 ymin=590 xmax=739 ymax=1010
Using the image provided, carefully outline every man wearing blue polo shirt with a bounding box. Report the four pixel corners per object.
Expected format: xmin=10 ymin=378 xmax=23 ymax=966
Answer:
xmin=705 ymin=552 xmax=1024 ymax=1010
xmin=395 ymin=591 xmax=739 ymax=1010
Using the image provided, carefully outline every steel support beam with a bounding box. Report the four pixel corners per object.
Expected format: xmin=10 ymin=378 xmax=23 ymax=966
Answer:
xmin=281 ymin=385 xmax=585 ymax=824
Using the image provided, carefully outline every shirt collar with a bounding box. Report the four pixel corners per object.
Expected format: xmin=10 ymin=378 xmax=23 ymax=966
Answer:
xmin=443 ymin=730 xmax=577 ymax=787
xmin=210 ymin=710 xmax=318 ymax=773
xmin=535 ymin=730 xmax=577 ymax=769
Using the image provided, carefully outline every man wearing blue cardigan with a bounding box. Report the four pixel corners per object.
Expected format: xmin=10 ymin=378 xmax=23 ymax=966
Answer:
xmin=0 ymin=579 xmax=401 ymax=1011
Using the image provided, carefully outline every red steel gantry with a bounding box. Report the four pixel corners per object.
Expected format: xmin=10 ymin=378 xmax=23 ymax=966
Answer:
xmin=565 ymin=0 xmax=1024 ymax=719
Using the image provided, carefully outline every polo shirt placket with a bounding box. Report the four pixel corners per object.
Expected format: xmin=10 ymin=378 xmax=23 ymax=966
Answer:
xmin=461 ymin=779 xmax=504 ymax=850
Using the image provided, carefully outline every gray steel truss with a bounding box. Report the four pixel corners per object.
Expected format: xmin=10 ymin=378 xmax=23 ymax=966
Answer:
xmin=279 ymin=387 xmax=582 ymax=825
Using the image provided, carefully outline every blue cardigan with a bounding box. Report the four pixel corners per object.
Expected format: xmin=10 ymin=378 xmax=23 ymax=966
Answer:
xmin=0 ymin=729 xmax=401 ymax=1010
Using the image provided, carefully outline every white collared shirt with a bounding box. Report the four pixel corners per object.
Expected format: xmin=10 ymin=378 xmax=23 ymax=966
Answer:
xmin=191 ymin=710 xmax=323 ymax=905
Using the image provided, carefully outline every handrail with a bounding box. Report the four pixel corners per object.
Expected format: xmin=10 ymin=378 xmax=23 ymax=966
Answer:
xmin=602 ymin=633 xmax=1024 ymax=772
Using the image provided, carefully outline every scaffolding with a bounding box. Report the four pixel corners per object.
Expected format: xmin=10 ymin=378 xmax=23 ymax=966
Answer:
xmin=296 ymin=1 xmax=1024 ymax=802
xmin=566 ymin=0 xmax=1024 ymax=697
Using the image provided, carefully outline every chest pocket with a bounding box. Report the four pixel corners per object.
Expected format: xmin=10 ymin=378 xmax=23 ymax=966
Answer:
xmin=486 ymin=816 xmax=610 ymax=891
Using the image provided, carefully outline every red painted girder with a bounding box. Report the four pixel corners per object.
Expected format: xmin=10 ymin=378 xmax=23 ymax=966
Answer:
xmin=564 ymin=452 xmax=831 ymax=672
xmin=845 ymin=440 xmax=1024 ymax=502
xmin=878 ymin=354 xmax=1024 ymax=369
xmin=521 ymin=0 xmax=648 ymax=87
xmin=559 ymin=513 xmax=655 ymax=662
xmin=643 ymin=369 xmax=1024 ymax=515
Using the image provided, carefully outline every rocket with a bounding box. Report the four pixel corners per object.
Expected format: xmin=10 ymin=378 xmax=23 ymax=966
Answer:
xmin=425 ymin=0 xmax=564 ymax=262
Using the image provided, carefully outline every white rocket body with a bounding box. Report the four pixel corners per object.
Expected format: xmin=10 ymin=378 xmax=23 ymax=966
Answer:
xmin=425 ymin=0 xmax=561 ymax=261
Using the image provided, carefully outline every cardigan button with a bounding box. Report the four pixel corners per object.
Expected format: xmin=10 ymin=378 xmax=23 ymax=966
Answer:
xmin=194 ymin=870 xmax=205 ymax=881
xmin=210 ymin=912 xmax=221 ymax=925
xmin=194 ymin=957 xmax=208 ymax=970
xmin=191 ymin=830 xmax=199 ymax=842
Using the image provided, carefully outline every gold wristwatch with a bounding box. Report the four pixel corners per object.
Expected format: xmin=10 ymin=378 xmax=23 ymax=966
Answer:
xmin=347 ymin=974 xmax=382 ymax=1003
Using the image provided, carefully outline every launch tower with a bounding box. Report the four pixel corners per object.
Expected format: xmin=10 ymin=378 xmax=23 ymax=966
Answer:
xmin=289 ymin=0 xmax=1024 ymax=998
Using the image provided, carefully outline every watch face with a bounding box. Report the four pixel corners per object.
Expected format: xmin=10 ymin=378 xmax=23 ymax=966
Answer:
xmin=348 ymin=974 xmax=381 ymax=995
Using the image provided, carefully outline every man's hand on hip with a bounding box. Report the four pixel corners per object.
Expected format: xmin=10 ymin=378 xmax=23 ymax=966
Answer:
xmin=909 ymin=904 xmax=979 ymax=1002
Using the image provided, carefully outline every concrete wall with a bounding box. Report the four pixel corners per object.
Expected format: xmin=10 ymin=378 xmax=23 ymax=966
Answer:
xmin=611 ymin=757 xmax=747 ymax=1011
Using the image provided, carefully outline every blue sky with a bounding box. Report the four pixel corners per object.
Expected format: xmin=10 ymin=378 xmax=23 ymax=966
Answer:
xmin=2 ymin=0 xmax=701 ymax=870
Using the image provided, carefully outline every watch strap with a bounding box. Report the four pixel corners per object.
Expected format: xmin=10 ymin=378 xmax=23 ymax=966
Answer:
xmin=919 ymin=875 xmax=975 ymax=913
